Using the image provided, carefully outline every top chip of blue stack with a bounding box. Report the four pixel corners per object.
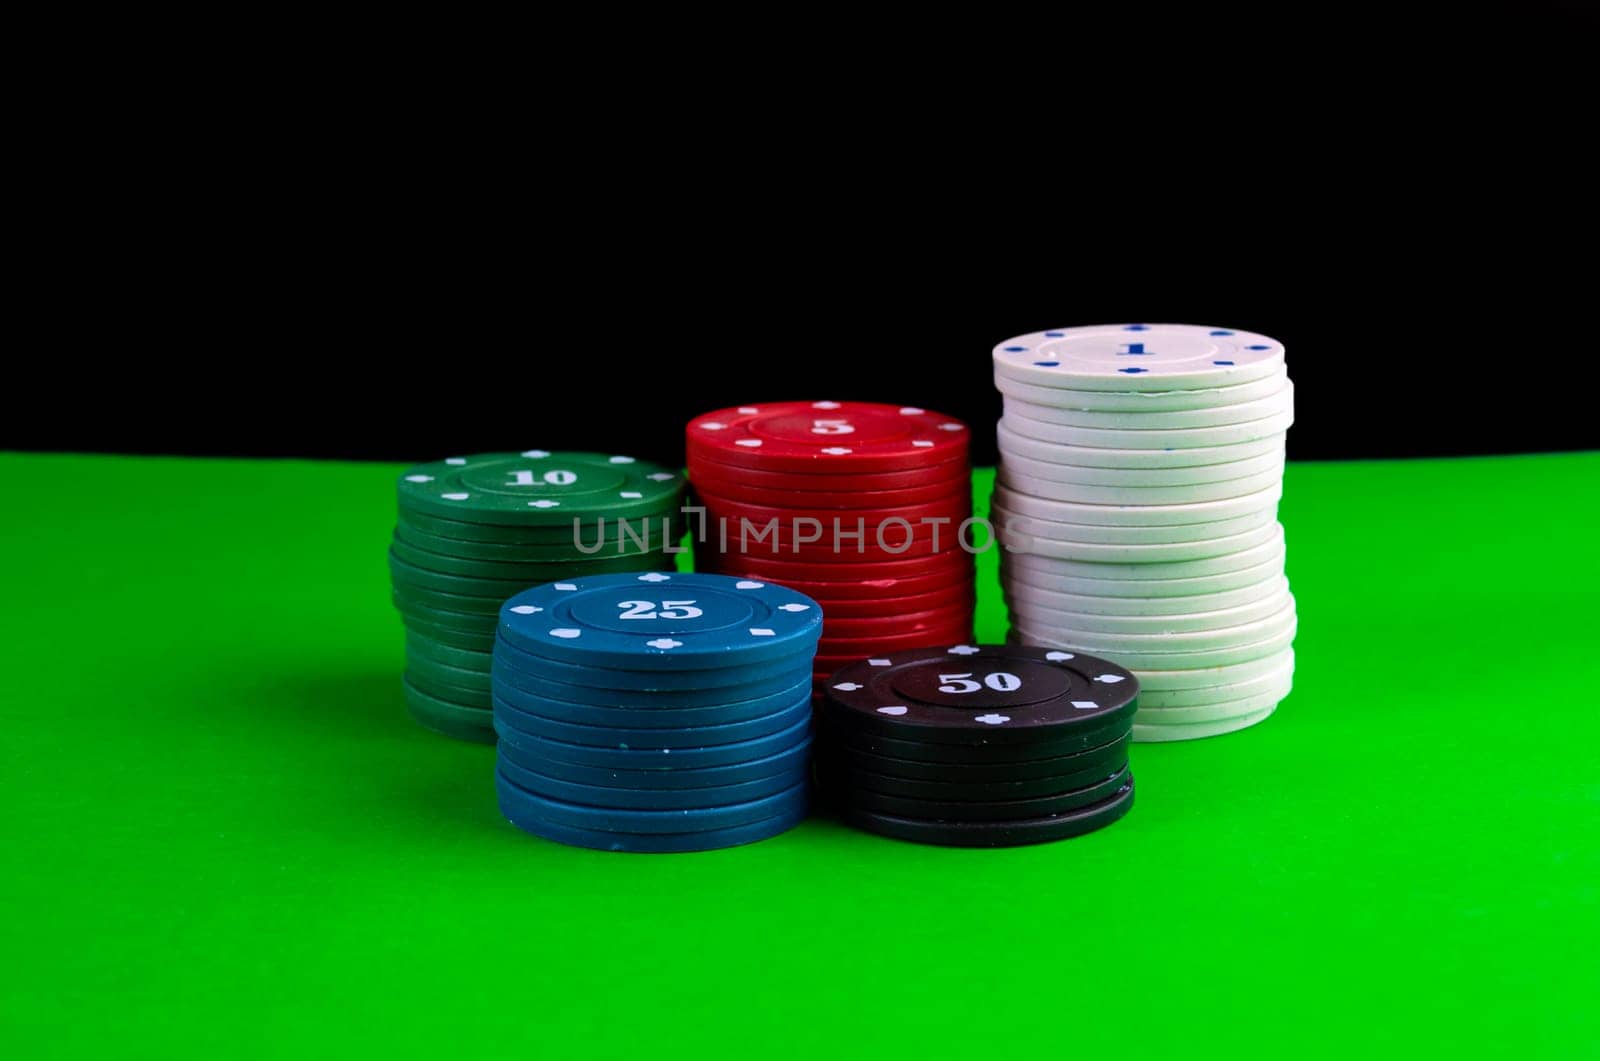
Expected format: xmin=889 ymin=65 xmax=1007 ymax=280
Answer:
xmin=497 ymin=572 xmax=823 ymax=671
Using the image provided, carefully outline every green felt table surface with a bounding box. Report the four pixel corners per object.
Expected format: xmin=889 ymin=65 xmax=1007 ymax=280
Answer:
xmin=2 ymin=451 xmax=1597 ymax=1060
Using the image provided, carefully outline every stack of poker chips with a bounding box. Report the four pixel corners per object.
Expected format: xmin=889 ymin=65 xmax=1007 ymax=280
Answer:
xmin=686 ymin=401 xmax=976 ymax=685
xmin=389 ymin=451 xmax=686 ymax=742
xmin=990 ymin=324 xmax=1296 ymax=742
xmin=491 ymin=572 xmax=821 ymax=853
xmin=816 ymin=645 xmax=1138 ymax=846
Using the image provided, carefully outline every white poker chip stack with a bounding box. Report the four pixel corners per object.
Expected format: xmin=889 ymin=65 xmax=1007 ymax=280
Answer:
xmin=990 ymin=324 xmax=1296 ymax=742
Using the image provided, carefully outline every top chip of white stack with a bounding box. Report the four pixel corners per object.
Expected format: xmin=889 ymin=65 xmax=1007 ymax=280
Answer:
xmin=993 ymin=324 xmax=1285 ymax=391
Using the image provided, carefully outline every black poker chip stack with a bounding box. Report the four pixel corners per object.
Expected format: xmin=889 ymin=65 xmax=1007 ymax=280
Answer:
xmin=815 ymin=644 xmax=1138 ymax=846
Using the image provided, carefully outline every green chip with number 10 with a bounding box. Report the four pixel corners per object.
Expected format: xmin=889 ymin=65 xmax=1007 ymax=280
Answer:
xmin=397 ymin=452 xmax=686 ymax=526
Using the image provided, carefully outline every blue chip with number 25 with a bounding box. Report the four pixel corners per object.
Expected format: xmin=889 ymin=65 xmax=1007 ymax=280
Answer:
xmin=498 ymin=572 xmax=823 ymax=671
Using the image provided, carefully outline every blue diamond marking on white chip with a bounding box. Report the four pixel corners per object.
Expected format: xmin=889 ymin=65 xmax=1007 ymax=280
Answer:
xmin=1118 ymin=367 xmax=1148 ymax=374
xmin=1034 ymin=361 xmax=1060 ymax=367
xmin=1004 ymin=345 xmax=1027 ymax=352
xmin=1124 ymin=324 xmax=1150 ymax=331
xmin=1215 ymin=360 xmax=1234 ymax=365
xmin=1119 ymin=343 xmax=1151 ymax=356
xmin=1210 ymin=330 xmax=1235 ymax=336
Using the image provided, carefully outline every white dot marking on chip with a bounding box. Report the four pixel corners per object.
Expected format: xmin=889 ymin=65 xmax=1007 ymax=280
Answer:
xmin=647 ymin=638 xmax=683 ymax=650
xmin=509 ymin=605 xmax=543 ymax=615
xmin=1070 ymin=701 xmax=1099 ymax=710
xmin=528 ymin=500 xmax=561 ymax=508
xmin=553 ymin=583 xmax=579 ymax=591
xmin=637 ymin=573 xmax=671 ymax=583
xmin=735 ymin=580 xmax=764 ymax=590
xmin=832 ymin=682 xmax=863 ymax=692
xmin=442 ymin=492 xmax=470 ymax=501
xmin=701 ymin=422 xmax=728 ymax=431
xmin=749 ymin=628 xmax=776 ymax=637
xmin=868 ymin=658 xmax=892 ymax=666
xmin=813 ymin=401 xmax=842 ymax=409
xmin=1094 ymin=674 xmax=1126 ymax=684
xmin=899 ymin=407 xmax=925 ymax=416
xmin=947 ymin=645 xmax=980 ymax=656
xmin=404 ymin=474 xmax=434 ymax=483
xmin=620 ymin=491 xmax=642 ymax=499
xmin=778 ymin=603 xmax=810 ymax=612
xmin=821 ymin=447 xmax=852 ymax=456
xmin=1046 ymin=651 xmax=1076 ymax=661
xmin=609 ymin=456 xmax=636 ymax=464
xmin=550 ymin=628 xmax=581 ymax=639
xmin=976 ymin=713 xmax=1011 ymax=725
xmin=445 ymin=457 xmax=467 ymax=465
xmin=938 ymin=423 xmax=963 ymax=432
xmin=911 ymin=440 xmax=934 ymax=448
xmin=737 ymin=406 xmax=759 ymax=414
xmin=877 ymin=706 xmax=908 ymax=716
xmin=520 ymin=450 xmax=550 ymax=459
xmin=735 ymin=439 xmax=763 ymax=448
xmin=648 ymin=473 xmax=677 ymax=481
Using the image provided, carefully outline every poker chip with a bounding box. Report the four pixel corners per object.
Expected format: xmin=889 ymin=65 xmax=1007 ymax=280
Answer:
xmin=493 ymin=674 xmax=814 ymax=728
xmin=991 ymin=481 xmax=1283 ymax=527
xmin=1002 ymin=406 xmax=1295 ymax=452
xmin=828 ymin=726 xmax=1134 ymax=770
xmin=1135 ymin=684 xmax=1291 ymax=725
xmin=499 ymin=794 xmax=810 ymax=853
xmin=1131 ymin=706 xmax=1277 ymax=743
xmin=687 ymin=401 xmax=969 ymax=473
xmin=835 ymin=764 xmax=1133 ymax=823
xmin=497 ymin=573 xmax=821 ymax=671
xmin=688 ymin=464 xmax=969 ymax=508
xmin=815 ymin=644 xmax=1138 ymax=846
xmin=992 ymin=507 xmax=1278 ymax=547
xmin=999 ymin=548 xmax=1287 ymax=599
xmin=992 ymin=324 xmax=1285 ymax=391
xmin=688 ymin=401 xmax=977 ymax=686
xmin=498 ymin=754 xmax=808 ymax=811
xmin=1006 ymin=580 xmax=1293 ymax=633
xmin=1136 ymin=651 xmax=1295 ymax=707
xmin=820 ymin=753 xmax=1126 ymax=802
xmin=398 ymin=452 xmax=685 ymax=525
xmin=496 ymin=713 xmax=813 ymax=772
xmin=494 ymin=692 xmax=812 ymax=750
xmin=994 ymin=366 xmax=1289 ymax=412
xmin=996 ymin=430 xmax=1285 ymax=470
xmin=992 ymin=324 xmax=1297 ymax=741
xmin=997 ymin=466 xmax=1285 ymax=507
xmin=1008 ymin=621 xmax=1296 ymax=670
xmin=1122 ymin=648 xmax=1296 ymax=692
xmin=995 ymin=382 xmax=1294 ymax=430
xmin=842 ymin=781 xmax=1134 ymax=848
xmin=992 ymin=519 xmax=1283 ymax=564
xmin=389 ymin=451 xmax=688 ymax=742
xmin=996 ymin=447 xmax=1286 ymax=487
xmin=489 ymin=570 xmax=819 ymax=852
xmin=1000 ymin=573 xmax=1288 ymax=617
xmin=686 ymin=454 xmax=970 ymax=492
xmin=502 ymin=737 xmax=813 ymax=791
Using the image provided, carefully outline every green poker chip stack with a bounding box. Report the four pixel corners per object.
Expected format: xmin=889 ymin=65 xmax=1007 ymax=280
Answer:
xmin=389 ymin=451 xmax=686 ymax=741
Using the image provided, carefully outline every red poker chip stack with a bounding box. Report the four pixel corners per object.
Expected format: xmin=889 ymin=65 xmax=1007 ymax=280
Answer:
xmin=686 ymin=401 xmax=977 ymax=684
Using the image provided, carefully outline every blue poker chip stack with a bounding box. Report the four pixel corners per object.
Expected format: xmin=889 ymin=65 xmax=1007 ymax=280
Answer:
xmin=491 ymin=572 xmax=822 ymax=852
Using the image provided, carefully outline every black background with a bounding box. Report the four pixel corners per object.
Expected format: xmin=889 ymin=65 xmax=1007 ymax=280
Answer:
xmin=8 ymin=3 xmax=1596 ymax=467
